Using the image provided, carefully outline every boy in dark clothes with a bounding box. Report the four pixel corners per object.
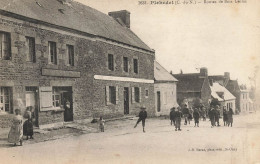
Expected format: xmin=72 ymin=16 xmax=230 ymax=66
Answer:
xmin=174 ymin=107 xmax=182 ymax=131
xmin=193 ymin=108 xmax=200 ymax=127
xmin=209 ymin=107 xmax=216 ymax=128
xmin=134 ymin=106 xmax=147 ymax=133
xmin=182 ymin=104 xmax=189 ymax=125
xmin=227 ymin=108 xmax=234 ymax=127
xmin=170 ymin=107 xmax=176 ymax=126
xmin=215 ymin=105 xmax=221 ymax=127
xmin=223 ymin=107 xmax=228 ymax=126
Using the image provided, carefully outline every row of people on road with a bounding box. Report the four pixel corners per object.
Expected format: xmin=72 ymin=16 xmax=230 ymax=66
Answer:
xmin=8 ymin=107 xmax=34 ymax=146
xmin=170 ymin=105 xmax=234 ymax=130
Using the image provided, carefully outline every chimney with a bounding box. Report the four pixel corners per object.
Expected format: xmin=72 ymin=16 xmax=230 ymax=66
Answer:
xmin=200 ymin=67 xmax=208 ymax=77
xmin=224 ymin=72 xmax=230 ymax=80
xmin=108 ymin=10 xmax=130 ymax=28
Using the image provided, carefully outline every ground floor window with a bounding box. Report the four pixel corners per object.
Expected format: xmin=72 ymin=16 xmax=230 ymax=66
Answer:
xmin=131 ymin=87 xmax=141 ymax=103
xmin=105 ymin=86 xmax=119 ymax=105
xmin=0 ymin=87 xmax=12 ymax=113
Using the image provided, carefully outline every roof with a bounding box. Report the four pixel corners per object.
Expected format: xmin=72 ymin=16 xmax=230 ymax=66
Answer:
xmin=154 ymin=61 xmax=178 ymax=82
xmin=172 ymin=73 xmax=206 ymax=92
xmin=226 ymin=80 xmax=241 ymax=92
xmin=210 ymin=83 xmax=236 ymax=101
xmin=208 ymin=75 xmax=229 ymax=86
xmin=0 ymin=0 xmax=152 ymax=51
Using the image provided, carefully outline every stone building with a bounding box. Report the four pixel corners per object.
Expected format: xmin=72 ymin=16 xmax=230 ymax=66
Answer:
xmin=154 ymin=61 xmax=178 ymax=116
xmin=172 ymin=68 xmax=211 ymax=108
xmin=0 ymin=0 xmax=155 ymax=128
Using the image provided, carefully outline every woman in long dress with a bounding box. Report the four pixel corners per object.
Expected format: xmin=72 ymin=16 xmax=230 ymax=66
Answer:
xmin=23 ymin=107 xmax=34 ymax=139
xmin=8 ymin=109 xmax=23 ymax=146
xmin=227 ymin=108 xmax=234 ymax=127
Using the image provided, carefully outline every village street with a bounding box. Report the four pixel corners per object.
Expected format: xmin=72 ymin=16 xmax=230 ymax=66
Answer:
xmin=0 ymin=112 xmax=260 ymax=164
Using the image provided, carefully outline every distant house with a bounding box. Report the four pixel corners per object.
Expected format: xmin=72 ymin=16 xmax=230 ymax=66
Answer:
xmin=210 ymin=82 xmax=236 ymax=114
xmin=154 ymin=61 xmax=178 ymax=116
xmin=172 ymin=68 xmax=211 ymax=108
xmin=209 ymin=72 xmax=253 ymax=113
xmin=239 ymin=85 xmax=254 ymax=113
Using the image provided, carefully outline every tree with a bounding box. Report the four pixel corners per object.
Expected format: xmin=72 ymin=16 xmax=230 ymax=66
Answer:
xmin=210 ymin=98 xmax=220 ymax=107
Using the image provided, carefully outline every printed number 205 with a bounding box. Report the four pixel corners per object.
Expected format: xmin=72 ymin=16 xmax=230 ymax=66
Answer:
xmin=139 ymin=1 xmax=147 ymax=5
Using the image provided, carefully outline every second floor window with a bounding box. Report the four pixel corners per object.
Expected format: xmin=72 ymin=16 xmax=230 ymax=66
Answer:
xmin=48 ymin=41 xmax=57 ymax=64
xmin=108 ymin=54 xmax=114 ymax=71
xmin=123 ymin=57 xmax=128 ymax=72
xmin=0 ymin=32 xmax=11 ymax=60
xmin=133 ymin=58 xmax=138 ymax=74
xmin=26 ymin=37 xmax=36 ymax=62
xmin=66 ymin=45 xmax=74 ymax=66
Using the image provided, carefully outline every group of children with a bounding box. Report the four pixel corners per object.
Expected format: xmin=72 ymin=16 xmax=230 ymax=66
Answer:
xmin=170 ymin=105 xmax=234 ymax=130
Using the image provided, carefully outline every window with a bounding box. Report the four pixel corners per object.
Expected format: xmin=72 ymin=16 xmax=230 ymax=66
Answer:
xmin=66 ymin=45 xmax=74 ymax=66
xmin=108 ymin=54 xmax=114 ymax=71
xmin=0 ymin=32 xmax=11 ymax=60
xmin=105 ymin=86 xmax=118 ymax=105
xmin=109 ymin=86 xmax=116 ymax=104
xmin=52 ymin=88 xmax=61 ymax=107
xmin=133 ymin=58 xmax=138 ymax=74
xmin=123 ymin=57 xmax=128 ymax=72
xmin=145 ymin=89 xmax=149 ymax=98
xmin=0 ymin=87 xmax=12 ymax=113
xmin=133 ymin=87 xmax=140 ymax=103
xmin=26 ymin=37 xmax=36 ymax=62
xmin=48 ymin=41 xmax=57 ymax=64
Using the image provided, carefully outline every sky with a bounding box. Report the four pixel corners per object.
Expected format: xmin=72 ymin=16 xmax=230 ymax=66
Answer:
xmin=76 ymin=0 xmax=260 ymax=88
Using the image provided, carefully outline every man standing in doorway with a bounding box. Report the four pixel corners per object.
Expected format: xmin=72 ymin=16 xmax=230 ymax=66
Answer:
xmin=134 ymin=106 xmax=147 ymax=133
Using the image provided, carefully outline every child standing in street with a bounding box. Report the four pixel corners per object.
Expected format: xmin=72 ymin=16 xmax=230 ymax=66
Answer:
xmin=170 ymin=107 xmax=176 ymax=126
xmin=134 ymin=106 xmax=147 ymax=133
xmin=99 ymin=116 xmax=105 ymax=132
xmin=174 ymin=107 xmax=182 ymax=131
xmin=193 ymin=108 xmax=200 ymax=127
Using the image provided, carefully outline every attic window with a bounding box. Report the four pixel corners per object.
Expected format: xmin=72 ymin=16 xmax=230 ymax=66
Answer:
xmin=58 ymin=9 xmax=65 ymax=14
xmin=36 ymin=1 xmax=42 ymax=7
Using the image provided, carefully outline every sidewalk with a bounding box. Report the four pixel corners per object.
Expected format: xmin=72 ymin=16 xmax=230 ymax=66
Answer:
xmin=0 ymin=115 xmax=136 ymax=148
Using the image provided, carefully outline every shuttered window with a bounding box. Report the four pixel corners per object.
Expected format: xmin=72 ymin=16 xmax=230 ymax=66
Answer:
xmin=39 ymin=87 xmax=53 ymax=111
xmin=133 ymin=59 xmax=138 ymax=74
xmin=108 ymin=54 xmax=114 ymax=71
xmin=132 ymin=87 xmax=141 ymax=103
xmin=67 ymin=45 xmax=74 ymax=66
xmin=48 ymin=41 xmax=57 ymax=64
xmin=123 ymin=57 xmax=128 ymax=72
xmin=105 ymin=86 xmax=119 ymax=105
xmin=0 ymin=32 xmax=11 ymax=60
xmin=26 ymin=36 xmax=36 ymax=62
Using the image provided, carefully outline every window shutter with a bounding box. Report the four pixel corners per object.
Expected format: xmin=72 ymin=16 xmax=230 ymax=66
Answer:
xmin=139 ymin=87 xmax=142 ymax=103
xmin=39 ymin=87 xmax=53 ymax=111
xmin=131 ymin=87 xmax=135 ymax=104
xmin=25 ymin=37 xmax=30 ymax=61
xmin=105 ymin=86 xmax=109 ymax=105
xmin=115 ymin=86 xmax=119 ymax=104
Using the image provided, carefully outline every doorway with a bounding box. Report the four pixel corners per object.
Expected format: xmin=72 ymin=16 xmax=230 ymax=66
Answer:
xmin=61 ymin=87 xmax=73 ymax=122
xmin=25 ymin=87 xmax=39 ymax=127
xmin=124 ymin=87 xmax=129 ymax=115
xmin=157 ymin=91 xmax=161 ymax=112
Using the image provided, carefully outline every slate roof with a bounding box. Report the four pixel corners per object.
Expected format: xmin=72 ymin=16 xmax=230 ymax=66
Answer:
xmin=154 ymin=61 xmax=178 ymax=82
xmin=210 ymin=83 xmax=236 ymax=101
xmin=208 ymin=75 xmax=229 ymax=86
xmin=172 ymin=73 xmax=206 ymax=92
xmin=0 ymin=0 xmax=152 ymax=51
